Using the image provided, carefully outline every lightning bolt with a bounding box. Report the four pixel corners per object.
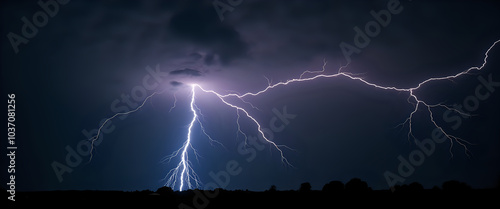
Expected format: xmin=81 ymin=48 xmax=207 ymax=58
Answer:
xmin=87 ymin=88 xmax=167 ymax=162
xmin=162 ymin=85 xmax=202 ymax=191
xmin=165 ymin=83 xmax=294 ymax=191
xmin=87 ymin=39 xmax=499 ymax=191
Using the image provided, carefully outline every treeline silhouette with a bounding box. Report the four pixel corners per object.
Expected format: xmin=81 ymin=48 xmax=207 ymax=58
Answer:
xmin=149 ymin=178 xmax=477 ymax=194
xmin=7 ymin=178 xmax=499 ymax=208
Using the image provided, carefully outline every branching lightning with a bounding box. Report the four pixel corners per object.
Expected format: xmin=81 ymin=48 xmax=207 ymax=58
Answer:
xmin=87 ymin=89 xmax=167 ymax=162
xmin=162 ymin=85 xmax=202 ymax=191
xmin=87 ymin=39 xmax=499 ymax=191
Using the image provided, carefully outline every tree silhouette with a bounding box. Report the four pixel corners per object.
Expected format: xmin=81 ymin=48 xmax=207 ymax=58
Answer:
xmin=322 ymin=181 xmax=344 ymax=192
xmin=442 ymin=180 xmax=471 ymax=192
xmin=408 ymin=182 xmax=424 ymax=191
xmin=299 ymin=182 xmax=312 ymax=192
xmin=267 ymin=185 xmax=277 ymax=192
xmin=156 ymin=186 xmax=174 ymax=194
xmin=393 ymin=182 xmax=423 ymax=192
xmin=345 ymin=178 xmax=369 ymax=192
xmin=431 ymin=185 xmax=441 ymax=192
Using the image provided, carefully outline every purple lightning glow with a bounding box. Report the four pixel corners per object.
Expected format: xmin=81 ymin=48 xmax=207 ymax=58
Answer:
xmin=87 ymin=39 xmax=499 ymax=191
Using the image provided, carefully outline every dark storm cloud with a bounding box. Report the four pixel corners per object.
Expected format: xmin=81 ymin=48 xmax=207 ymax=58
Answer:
xmin=188 ymin=52 xmax=203 ymax=61
xmin=168 ymin=2 xmax=248 ymax=64
xmin=170 ymin=81 xmax=184 ymax=87
xmin=232 ymin=0 xmax=378 ymax=61
xmin=204 ymin=53 xmax=215 ymax=65
xmin=233 ymin=0 xmax=500 ymax=86
xmin=169 ymin=68 xmax=203 ymax=77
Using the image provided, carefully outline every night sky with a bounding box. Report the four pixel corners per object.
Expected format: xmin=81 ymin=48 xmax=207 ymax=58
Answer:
xmin=2 ymin=0 xmax=500 ymax=192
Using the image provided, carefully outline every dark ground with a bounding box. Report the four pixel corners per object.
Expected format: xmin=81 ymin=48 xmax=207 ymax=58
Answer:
xmin=6 ymin=184 xmax=500 ymax=208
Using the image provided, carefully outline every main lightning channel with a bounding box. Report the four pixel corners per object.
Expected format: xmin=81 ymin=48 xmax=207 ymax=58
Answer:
xmin=163 ymin=85 xmax=203 ymax=191
xmin=179 ymin=85 xmax=197 ymax=191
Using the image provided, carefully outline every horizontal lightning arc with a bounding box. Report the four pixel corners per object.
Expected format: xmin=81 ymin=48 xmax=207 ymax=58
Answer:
xmin=218 ymin=40 xmax=500 ymax=99
xmin=196 ymin=39 xmax=499 ymax=158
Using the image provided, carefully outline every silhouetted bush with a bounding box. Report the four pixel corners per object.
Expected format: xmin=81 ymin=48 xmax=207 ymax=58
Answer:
xmin=345 ymin=178 xmax=369 ymax=192
xmin=322 ymin=181 xmax=344 ymax=192
xmin=393 ymin=182 xmax=424 ymax=193
xmin=431 ymin=186 xmax=441 ymax=192
xmin=156 ymin=186 xmax=174 ymax=194
xmin=442 ymin=180 xmax=471 ymax=192
xmin=408 ymin=182 xmax=424 ymax=191
xmin=299 ymin=182 xmax=312 ymax=192
xmin=136 ymin=189 xmax=154 ymax=194
xmin=267 ymin=185 xmax=277 ymax=192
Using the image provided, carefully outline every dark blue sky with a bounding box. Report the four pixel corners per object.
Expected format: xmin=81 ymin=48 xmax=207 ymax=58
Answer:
xmin=2 ymin=0 xmax=500 ymax=192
